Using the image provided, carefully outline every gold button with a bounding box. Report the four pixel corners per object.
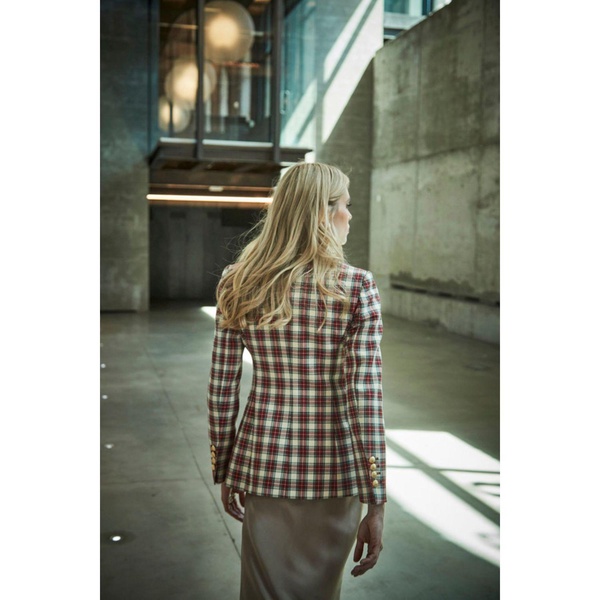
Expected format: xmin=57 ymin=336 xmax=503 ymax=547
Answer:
xmin=371 ymin=471 xmax=378 ymax=479
xmin=211 ymin=457 xmax=217 ymax=465
xmin=372 ymin=480 xmax=379 ymax=488
xmin=211 ymin=464 xmax=216 ymax=471
xmin=369 ymin=456 xmax=376 ymax=464
xmin=210 ymin=445 xmax=216 ymax=452
xmin=211 ymin=451 xmax=216 ymax=458
xmin=370 ymin=464 xmax=377 ymax=471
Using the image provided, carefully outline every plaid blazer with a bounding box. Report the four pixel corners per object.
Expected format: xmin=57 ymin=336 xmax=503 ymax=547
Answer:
xmin=207 ymin=263 xmax=386 ymax=504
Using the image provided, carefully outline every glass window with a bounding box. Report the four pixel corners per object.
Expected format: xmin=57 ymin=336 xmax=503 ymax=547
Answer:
xmin=280 ymin=0 xmax=316 ymax=148
xmin=384 ymin=0 xmax=423 ymax=16
xmin=158 ymin=0 xmax=274 ymax=143
xmin=159 ymin=4 xmax=198 ymax=138
xmin=384 ymin=0 xmax=410 ymax=13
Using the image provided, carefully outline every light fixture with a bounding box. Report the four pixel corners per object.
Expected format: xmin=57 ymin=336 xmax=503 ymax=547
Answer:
xmin=204 ymin=0 xmax=255 ymax=63
xmin=158 ymin=96 xmax=191 ymax=133
xmin=164 ymin=59 xmax=217 ymax=106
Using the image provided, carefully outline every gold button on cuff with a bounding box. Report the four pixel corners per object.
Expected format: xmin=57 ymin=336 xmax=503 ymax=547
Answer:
xmin=211 ymin=457 xmax=217 ymax=465
xmin=371 ymin=471 xmax=378 ymax=479
xmin=370 ymin=464 xmax=377 ymax=471
xmin=369 ymin=456 xmax=376 ymax=464
xmin=210 ymin=445 xmax=216 ymax=452
xmin=372 ymin=480 xmax=379 ymax=488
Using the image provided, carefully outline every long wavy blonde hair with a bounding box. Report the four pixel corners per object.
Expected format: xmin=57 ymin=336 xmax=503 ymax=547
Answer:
xmin=217 ymin=161 xmax=350 ymax=330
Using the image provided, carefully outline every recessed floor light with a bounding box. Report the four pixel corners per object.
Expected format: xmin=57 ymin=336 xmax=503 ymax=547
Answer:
xmin=101 ymin=531 xmax=135 ymax=545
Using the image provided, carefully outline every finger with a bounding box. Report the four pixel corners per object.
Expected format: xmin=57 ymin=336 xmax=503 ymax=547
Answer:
xmin=351 ymin=547 xmax=382 ymax=577
xmin=353 ymin=539 xmax=364 ymax=563
xmin=226 ymin=495 xmax=245 ymax=522
xmin=228 ymin=507 xmax=244 ymax=523
xmin=226 ymin=500 xmax=244 ymax=522
xmin=351 ymin=562 xmax=372 ymax=577
xmin=221 ymin=485 xmax=243 ymax=522
xmin=351 ymin=556 xmax=377 ymax=577
xmin=368 ymin=543 xmax=382 ymax=562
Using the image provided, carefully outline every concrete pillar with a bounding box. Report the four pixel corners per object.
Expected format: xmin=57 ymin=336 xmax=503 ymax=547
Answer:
xmin=101 ymin=0 xmax=150 ymax=311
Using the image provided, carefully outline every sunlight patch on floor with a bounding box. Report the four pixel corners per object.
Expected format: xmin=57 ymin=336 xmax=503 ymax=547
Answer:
xmin=386 ymin=429 xmax=500 ymax=566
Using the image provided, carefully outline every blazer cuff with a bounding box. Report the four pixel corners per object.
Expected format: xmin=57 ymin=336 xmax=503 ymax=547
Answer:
xmin=360 ymin=454 xmax=387 ymax=504
xmin=209 ymin=442 xmax=229 ymax=483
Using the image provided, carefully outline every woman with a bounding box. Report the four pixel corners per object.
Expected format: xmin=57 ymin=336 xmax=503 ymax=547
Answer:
xmin=207 ymin=162 xmax=386 ymax=599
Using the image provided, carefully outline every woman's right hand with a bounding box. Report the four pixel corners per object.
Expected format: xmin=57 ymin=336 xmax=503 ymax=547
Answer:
xmin=351 ymin=504 xmax=384 ymax=576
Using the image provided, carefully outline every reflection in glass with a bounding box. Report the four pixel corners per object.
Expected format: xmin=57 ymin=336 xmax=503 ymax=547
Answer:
xmin=204 ymin=1 xmax=255 ymax=62
xmin=158 ymin=0 xmax=273 ymax=143
xmin=158 ymin=96 xmax=191 ymax=133
xmin=280 ymin=0 xmax=316 ymax=148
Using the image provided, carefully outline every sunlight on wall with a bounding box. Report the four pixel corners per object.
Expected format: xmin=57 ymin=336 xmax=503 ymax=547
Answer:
xmin=281 ymin=79 xmax=317 ymax=148
xmin=321 ymin=0 xmax=380 ymax=143
xmin=386 ymin=429 xmax=500 ymax=566
xmin=324 ymin=0 xmax=372 ymax=81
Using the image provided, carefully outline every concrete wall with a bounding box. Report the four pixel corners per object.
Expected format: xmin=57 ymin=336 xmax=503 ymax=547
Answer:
xmin=101 ymin=0 xmax=150 ymax=311
xmin=371 ymin=0 xmax=499 ymax=342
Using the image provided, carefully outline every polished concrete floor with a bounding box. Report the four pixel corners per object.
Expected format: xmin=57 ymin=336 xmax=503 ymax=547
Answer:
xmin=101 ymin=302 xmax=500 ymax=599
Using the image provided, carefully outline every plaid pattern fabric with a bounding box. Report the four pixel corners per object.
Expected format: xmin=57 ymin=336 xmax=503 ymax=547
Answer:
xmin=207 ymin=263 xmax=386 ymax=504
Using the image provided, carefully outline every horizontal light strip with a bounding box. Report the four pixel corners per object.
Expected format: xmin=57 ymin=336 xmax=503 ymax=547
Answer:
xmin=203 ymin=140 xmax=273 ymax=148
xmin=157 ymin=137 xmax=274 ymax=149
xmin=150 ymin=183 xmax=271 ymax=192
xmin=147 ymin=194 xmax=272 ymax=204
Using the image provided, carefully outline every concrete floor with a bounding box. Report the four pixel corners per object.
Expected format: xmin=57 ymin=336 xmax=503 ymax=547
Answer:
xmin=101 ymin=302 xmax=499 ymax=600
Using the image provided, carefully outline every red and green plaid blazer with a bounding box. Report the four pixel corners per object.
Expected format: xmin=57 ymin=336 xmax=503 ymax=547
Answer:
xmin=207 ymin=263 xmax=386 ymax=504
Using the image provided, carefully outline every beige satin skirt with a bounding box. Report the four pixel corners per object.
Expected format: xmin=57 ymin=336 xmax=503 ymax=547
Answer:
xmin=240 ymin=495 xmax=362 ymax=600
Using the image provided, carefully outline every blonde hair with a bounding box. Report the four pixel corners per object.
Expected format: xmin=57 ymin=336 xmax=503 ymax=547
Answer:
xmin=217 ymin=161 xmax=350 ymax=330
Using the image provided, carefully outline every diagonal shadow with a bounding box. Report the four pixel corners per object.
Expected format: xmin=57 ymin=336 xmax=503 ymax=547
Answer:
xmin=386 ymin=436 xmax=500 ymax=526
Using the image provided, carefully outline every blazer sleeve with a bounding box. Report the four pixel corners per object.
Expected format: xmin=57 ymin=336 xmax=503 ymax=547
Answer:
xmin=206 ymin=273 xmax=244 ymax=484
xmin=345 ymin=270 xmax=386 ymax=504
